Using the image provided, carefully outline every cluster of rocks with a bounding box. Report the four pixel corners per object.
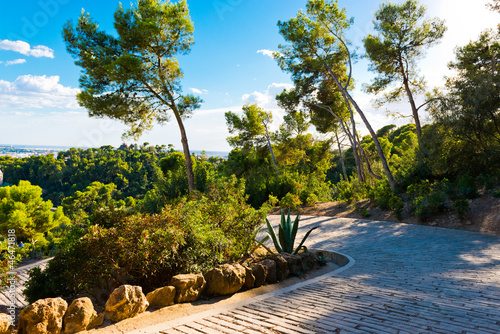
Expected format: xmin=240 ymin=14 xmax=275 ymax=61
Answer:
xmin=3 ymin=252 xmax=322 ymax=334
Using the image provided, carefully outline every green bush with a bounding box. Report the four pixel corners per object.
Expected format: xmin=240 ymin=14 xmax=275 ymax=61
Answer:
xmin=413 ymin=192 xmax=446 ymax=221
xmin=452 ymin=199 xmax=470 ymax=221
xmin=334 ymin=179 xmax=354 ymax=202
xmin=407 ymin=179 xmax=432 ymax=198
xmin=279 ymin=192 xmax=302 ymax=211
xmin=389 ymin=196 xmax=404 ymax=220
xmin=457 ymin=175 xmax=479 ymax=199
xmin=370 ymin=179 xmax=393 ymax=210
xmin=494 ymin=189 xmax=500 ymax=198
xmin=24 ymin=176 xmax=265 ymax=305
xmin=305 ymin=193 xmax=319 ymax=207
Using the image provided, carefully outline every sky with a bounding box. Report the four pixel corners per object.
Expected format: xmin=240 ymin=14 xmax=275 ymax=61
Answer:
xmin=0 ymin=0 xmax=498 ymax=152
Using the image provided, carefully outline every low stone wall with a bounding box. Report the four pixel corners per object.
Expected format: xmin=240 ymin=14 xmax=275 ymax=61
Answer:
xmin=5 ymin=250 xmax=347 ymax=334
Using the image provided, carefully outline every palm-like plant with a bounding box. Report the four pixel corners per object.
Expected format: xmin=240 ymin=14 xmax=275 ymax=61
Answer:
xmin=263 ymin=210 xmax=318 ymax=254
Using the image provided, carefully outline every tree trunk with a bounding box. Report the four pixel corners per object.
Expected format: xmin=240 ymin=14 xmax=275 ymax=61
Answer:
xmin=172 ymin=110 xmax=196 ymax=192
xmin=335 ymin=131 xmax=348 ymax=181
xmin=347 ymin=101 xmax=365 ymax=183
xmin=402 ymin=75 xmax=422 ymax=146
xmin=345 ymin=90 xmax=396 ymax=190
xmin=355 ymin=132 xmax=382 ymax=181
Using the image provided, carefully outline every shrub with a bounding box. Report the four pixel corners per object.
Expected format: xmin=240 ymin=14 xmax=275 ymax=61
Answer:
xmin=279 ymin=192 xmax=302 ymax=211
xmin=268 ymin=194 xmax=279 ymax=207
xmin=413 ymin=192 xmax=446 ymax=221
xmin=334 ymin=179 xmax=354 ymax=202
xmin=305 ymin=193 xmax=319 ymax=207
xmin=457 ymin=175 xmax=479 ymax=199
xmin=452 ymin=199 xmax=470 ymax=221
xmin=24 ymin=176 xmax=265 ymax=305
xmin=370 ymin=179 xmax=393 ymax=210
xmin=389 ymin=196 xmax=404 ymax=220
xmin=494 ymin=189 xmax=500 ymax=198
xmin=407 ymin=179 xmax=432 ymax=198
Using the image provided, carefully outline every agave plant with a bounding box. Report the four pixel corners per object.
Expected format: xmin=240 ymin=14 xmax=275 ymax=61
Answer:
xmin=262 ymin=210 xmax=318 ymax=254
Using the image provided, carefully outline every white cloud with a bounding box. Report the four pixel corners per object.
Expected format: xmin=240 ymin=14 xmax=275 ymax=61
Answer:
xmin=189 ymin=87 xmax=208 ymax=94
xmin=0 ymin=75 xmax=80 ymax=110
xmin=242 ymin=82 xmax=294 ymax=111
xmin=257 ymin=49 xmax=276 ymax=58
xmin=0 ymin=40 xmax=54 ymax=58
xmin=5 ymin=59 xmax=26 ymax=66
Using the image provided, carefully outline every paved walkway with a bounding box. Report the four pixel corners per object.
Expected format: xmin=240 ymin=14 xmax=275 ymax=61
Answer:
xmin=0 ymin=257 xmax=52 ymax=308
xmin=133 ymin=216 xmax=500 ymax=334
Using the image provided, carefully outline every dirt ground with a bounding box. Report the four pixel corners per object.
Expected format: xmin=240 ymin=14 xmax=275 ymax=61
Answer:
xmin=271 ymin=192 xmax=500 ymax=236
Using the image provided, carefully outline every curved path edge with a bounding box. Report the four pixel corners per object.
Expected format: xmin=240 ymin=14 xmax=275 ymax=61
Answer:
xmin=128 ymin=250 xmax=355 ymax=334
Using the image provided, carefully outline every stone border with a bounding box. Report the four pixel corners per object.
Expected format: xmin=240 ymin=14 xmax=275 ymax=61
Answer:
xmin=128 ymin=250 xmax=355 ymax=334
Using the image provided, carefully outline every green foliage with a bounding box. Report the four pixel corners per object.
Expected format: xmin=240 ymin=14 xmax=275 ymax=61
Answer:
xmin=63 ymin=0 xmax=201 ymax=191
xmin=24 ymin=176 xmax=265 ymax=303
xmin=427 ymin=29 xmax=500 ymax=176
xmin=364 ymin=0 xmax=446 ymax=124
xmin=457 ymin=175 xmax=479 ymax=199
xmin=0 ymin=181 xmax=70 ymax=247
xmin=225 ymin=104 xmax=273 ymax=151
xmin=279 ymin=193 xmax=302 ymax=211
xmin=389 ymin=196 xmax=405 ymax=220
xmin=264 ymin=211 xmax=318 ymax=254
xmin=452 ymin=200 xmax=470 ymax=221
xmin=0 ymin=146 xmax=167 ymax=206
xmin=62 ymin=181 xmax=132 ymax=226
xmin=413 ymin=192 xmax=446 ymax=221
xmin=333 ymin=178 xmax=354 ymax=202
xmin=370 ymin=179 xmax=394 ymax=210
xmin=305 ymin=193 xmax=319 ymax=207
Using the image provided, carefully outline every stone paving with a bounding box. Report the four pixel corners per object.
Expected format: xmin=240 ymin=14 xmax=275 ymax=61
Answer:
xmin=0 ymin=257 xmax=52 ymax=308
xmin=133 ymin=216 xmax=500 ymax=334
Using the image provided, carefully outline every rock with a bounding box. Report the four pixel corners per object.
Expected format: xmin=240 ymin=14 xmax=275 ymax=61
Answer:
xmin=104 ymin=285 xmax=148 ymax=322
xmin=259 ymin=259 xmax=277 ymax=283
xmin=243 ymin=265 xmax=255 ymax=289
xmin=170 ymin=273 xmax=206 ymax=303
xmin=281 ymin=253 xmax=304 ymax=276
xmin=300 ymin=252 xmax=319 ymax=272
xmin=0 ymin=313 xmax=12 ymax=334
xmin=62 ymin=297 xmax=101 ymax=333
xmin=252 ymin=263 xmax=267 ymax=288
xmin=272 ymin=254 xmax=289 ymax=281
xmin=204 ymin=263 xmax=246 ymax=296
xmin=146 ymin=286 xmax=176 ymax=307
xmin=18 ymin=297 xmax=68 ymax=334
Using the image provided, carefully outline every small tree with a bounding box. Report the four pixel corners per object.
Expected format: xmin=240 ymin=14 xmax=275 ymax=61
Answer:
xmin=63 ymin=0 xmax=201 ymax=192
xmin=364 ymin=0 xmax=446 ymax=146
xmin=225 ymin=104 xmax=279 ymax=173
xmin=0 ymin=181 xmax=69 ymax=247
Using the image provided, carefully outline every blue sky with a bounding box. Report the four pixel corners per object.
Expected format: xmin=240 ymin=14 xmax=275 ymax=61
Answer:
xmin=0 ymin=0 xmax=498 ymax=152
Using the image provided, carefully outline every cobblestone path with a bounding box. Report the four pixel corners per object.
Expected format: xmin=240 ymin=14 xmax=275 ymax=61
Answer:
xmin=127 ymin=217 xmax=500 ymax=333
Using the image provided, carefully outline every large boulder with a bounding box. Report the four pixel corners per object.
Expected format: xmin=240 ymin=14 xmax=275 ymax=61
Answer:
xmin=251 ymin=263 xmax=267 ymax=288
xmin=18 ymin=297 xmax=68 ymax=334
xmin=204 ymin=263 xmax=246 ymax=296
xmin=243 ymin=265 xmax=255 ymax=289
xmin=170 ymin=273 xmax=206 ymax=303
xmin=300 ymin=252 xmax=319 ymax=272
xmin=281 ymin=253 xmax=304 ymax=276
xmin=104 ymin=285 xmax=149 ymax=322
xmin=146 ymin=286 xmax=176 ymax=308
xmin=259 ymin=259 xmax=277 ymax=283
xmin=62 ymin=297 xmax=102 ymax=333
xmin=0 ymin=313 xmax=12 ymax=334
xmin=272 ymin=254 xmax=290 ymax=281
